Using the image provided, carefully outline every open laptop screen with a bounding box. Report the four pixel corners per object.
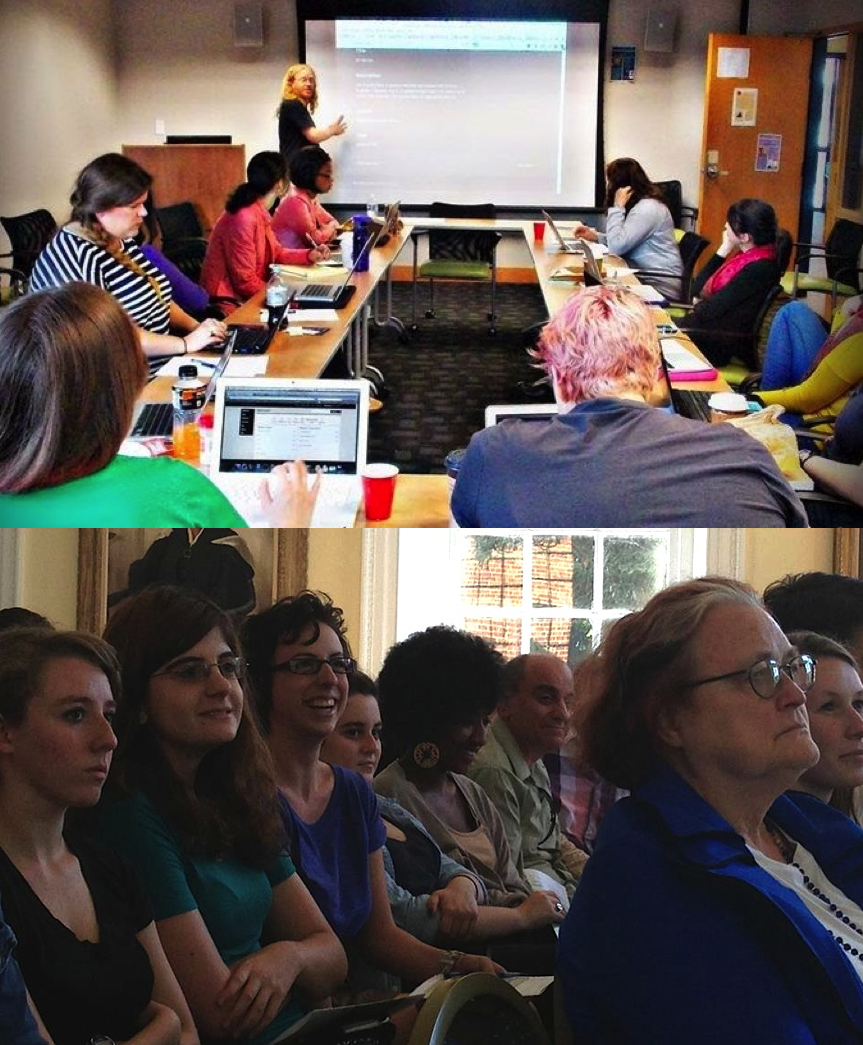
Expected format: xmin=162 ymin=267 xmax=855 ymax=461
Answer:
xmin=215 ymin=384 xmax=364 ymax=475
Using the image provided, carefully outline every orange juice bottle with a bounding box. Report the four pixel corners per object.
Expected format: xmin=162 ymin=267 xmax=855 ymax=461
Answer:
xmin=172 ymin=366 xmax=206 ymax=464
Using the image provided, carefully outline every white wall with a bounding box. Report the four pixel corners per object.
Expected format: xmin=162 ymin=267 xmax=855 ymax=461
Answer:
xmin=2 ymin=0 xmax=852 ymax=258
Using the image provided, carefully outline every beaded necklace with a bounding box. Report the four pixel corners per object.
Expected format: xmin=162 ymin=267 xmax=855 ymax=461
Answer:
xmin=765 ymin=820 xmax=863 ymax=964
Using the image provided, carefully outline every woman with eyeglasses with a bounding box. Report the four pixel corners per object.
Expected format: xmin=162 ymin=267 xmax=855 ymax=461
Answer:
xmin=558 ymin=576 xmax=863 ymax=1045
xmin=272 ymin=146 xmax=341 ymax=251
xmin=241 ymin=592 xmax=498 ymax=996
xmin=0 ymin=626 xmax=198 ymax=1045
xmin=785 ymin=631 xmax=863 ymax=826
xmin=92 ymin=586 xmax=347 ymax=1045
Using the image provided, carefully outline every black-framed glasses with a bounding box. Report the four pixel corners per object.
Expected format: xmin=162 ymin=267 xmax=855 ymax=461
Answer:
xmin=686 ymin=654 xmax=816 ymax=701
xmin=153 ymin=656 xmax=246 ymax=683
xmin=271 ymin=654 xmax=356 ymax=677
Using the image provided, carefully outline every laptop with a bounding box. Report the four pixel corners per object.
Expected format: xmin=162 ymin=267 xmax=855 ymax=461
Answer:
xmin=484 ymin=402 xmax=559 ymax=427
xmin=127 ymin=329 xmax=236 ymax=440
xmin=541 ymin=210 xmax=584 ymax=253
xmin=225 ymin=299 xmax=290 ymax=355
xmin=210 ymin=376 xmax=370 ymax=526
xmin=293 ymin=225 xmax=380 ymax=309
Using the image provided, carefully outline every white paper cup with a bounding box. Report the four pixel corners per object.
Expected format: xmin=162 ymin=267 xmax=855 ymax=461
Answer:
xmin=708 ymin=391 xmax=748 ymax=423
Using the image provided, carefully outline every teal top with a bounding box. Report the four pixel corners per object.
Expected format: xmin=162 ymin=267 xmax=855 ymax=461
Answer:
xmin=93 ymin=789 xmax=303 ymax=1045
xmin=0 ymin=455 xmax=246 ymax=526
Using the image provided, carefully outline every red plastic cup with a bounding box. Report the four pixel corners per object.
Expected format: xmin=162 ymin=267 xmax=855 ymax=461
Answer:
xmin=362 ymin=463 xmax=399 ymax=521
xmin=533 ymin=221 xmax=546 ymax=242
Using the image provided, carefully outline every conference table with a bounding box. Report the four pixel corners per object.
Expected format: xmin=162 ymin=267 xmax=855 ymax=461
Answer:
xmin=141 ymin=218 xmax=727 ymax=528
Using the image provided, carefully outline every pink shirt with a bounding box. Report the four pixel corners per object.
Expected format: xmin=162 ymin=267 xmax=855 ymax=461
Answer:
xmin=272 ymin=189 xmax=338 ymax=250
xmin=200 ymin=199 xmax=311 ymax=309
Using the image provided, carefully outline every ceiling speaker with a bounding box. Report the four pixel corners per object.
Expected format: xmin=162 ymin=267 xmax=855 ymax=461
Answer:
xmin=234 ymin=2 xmax=263 ymax=48
xmin=644 ymin=10 xmax=676 ymax=53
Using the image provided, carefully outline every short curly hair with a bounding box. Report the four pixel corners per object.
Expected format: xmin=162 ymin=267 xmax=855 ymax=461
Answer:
xmin=763 ymin=572 xmax=863 ymax=651
xmin=376 ymin=626 xmax=504 ymax=758
xmin=241 ymin=590 xmax=352 ymax=733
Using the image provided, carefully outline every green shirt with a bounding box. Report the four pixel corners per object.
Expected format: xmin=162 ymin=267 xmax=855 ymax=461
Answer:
xmin=469 ymin=716 xmax=579 ymax=898
xmin=93 ymin=789 xmax=302 ymax=1045
xmin=0 ymin=455 xmax=246 ymax=526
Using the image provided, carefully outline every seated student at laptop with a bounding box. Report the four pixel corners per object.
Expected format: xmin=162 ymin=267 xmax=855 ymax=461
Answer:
xmin=29 ymin=152 xmax=228 ymax=377
xmin=272 ymin=145 xmax=341 ymax=250
xmin=201 ymin=151 xmax=328 ymax=312
xmin=572 ymin=158 xmax=682 ymax=300
xmin=451 ymin=286 xmax=807 ymax=528
xmin=0 ymin=284 xmax=320 ymax=527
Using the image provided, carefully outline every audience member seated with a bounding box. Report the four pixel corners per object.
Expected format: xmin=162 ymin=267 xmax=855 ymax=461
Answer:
xmin=136 ymin=192 xmax=211 ymax=319
xmin=0 ymin=609 xmax=52 ymax=633
xmin=763 ymin=571 xmax=863 ymax=667
xmin=574 ymin=157 xmax=683 ymax=301
xmin=468 ymin=654 xmax=584 ymax=898
xmin=94 ymin=586 xmax=347 ymax=1045
xmin=272 ymin=146 xmax=340 ymax=251
xmin=321 ymin=672 xmax=564 ymax=957
xmin=0 ymin=285 xmax=319 ymax=526
xmin=29 ymin=152 xmax=227 ymax=375
xmin=756 ymin=299 xmax=863 ymax=439
xmin=0 ymin=627 xmax=197 ymax=1045
xmin=786 ymin=630 xmax=863 ymax=826
xmin=200 ymin=152 xmax=325 ymax=310
xmin=801 ymin=454 xmax=863 ymax=521
xmin=677 ymin=198 xmax=782 ymax=367
xmin=241 ymin=592 xmax=497 ymax=995
xmin=0 ymin=897 xmax=46 ymax=1045
xmin=451 ymin=285 xmax=807 ymax=527
xmin=558 ymin=576 xmax=863 ymax=1045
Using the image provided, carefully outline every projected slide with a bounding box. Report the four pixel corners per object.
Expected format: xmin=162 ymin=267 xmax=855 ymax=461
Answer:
xmin=305 ymin=18 xmax=601 ymax=208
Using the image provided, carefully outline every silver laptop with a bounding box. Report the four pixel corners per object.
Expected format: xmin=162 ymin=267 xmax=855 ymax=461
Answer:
xmin=293 ymin=225 xmax=381 ymax=308
xmin=541 ymin=210 xmax=584 ymax=254
xmin=128 ymin=329 xmax=236 ymax=440
xmin=210 ymin=376 xmax=370 ymax=526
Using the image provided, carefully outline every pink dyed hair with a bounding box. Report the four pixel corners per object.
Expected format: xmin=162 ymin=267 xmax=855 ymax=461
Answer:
xmin=534 ymin=285 xmax=661 ymax=404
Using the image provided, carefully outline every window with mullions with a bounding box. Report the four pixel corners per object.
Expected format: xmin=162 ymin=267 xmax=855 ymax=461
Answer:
xmin=396 ymin=529 xmax=704 ymax=663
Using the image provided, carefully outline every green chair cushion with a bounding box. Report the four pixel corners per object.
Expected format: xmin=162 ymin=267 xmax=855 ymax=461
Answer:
xmin=418 ymin=260 xmax=492 ymax=280
xmin=717 ymin=361 xmax=756 ymax=389
xmin=781 ymin=272 xmax=857 ymax=298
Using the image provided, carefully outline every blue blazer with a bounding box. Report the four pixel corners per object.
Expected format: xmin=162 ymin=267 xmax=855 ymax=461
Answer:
xmin=558 ymin=767 xmax=863 ymax=1045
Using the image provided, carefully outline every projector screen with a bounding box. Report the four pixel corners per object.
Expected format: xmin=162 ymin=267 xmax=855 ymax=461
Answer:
xmin=301 ymin=16 xmax=605 ymax=209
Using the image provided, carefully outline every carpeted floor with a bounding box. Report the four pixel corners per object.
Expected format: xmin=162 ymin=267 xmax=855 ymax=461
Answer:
xmin=360 ymin=281 xmax=551 ymax=473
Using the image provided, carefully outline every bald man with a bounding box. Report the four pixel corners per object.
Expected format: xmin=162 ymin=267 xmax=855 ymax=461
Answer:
xmin=468 ymin=653 xmax=584 ymax=900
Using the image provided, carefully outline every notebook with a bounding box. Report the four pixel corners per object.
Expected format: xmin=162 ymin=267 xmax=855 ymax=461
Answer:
xmin=293 ymin=225 xmax=380 ymax=308
xmin=210 ymin=376 xmax=370 ymax=526
xmin=127 ymin=329 xmax=236 ymax=440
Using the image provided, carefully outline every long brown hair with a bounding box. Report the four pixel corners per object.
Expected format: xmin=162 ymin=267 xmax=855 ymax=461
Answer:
xmin=603 ymin=157 xmax=664 ymax=214
xmin=104 ymin=585 xmax=286 ymax=867
xmin=0 ymin=283 xmax=147 ymax=492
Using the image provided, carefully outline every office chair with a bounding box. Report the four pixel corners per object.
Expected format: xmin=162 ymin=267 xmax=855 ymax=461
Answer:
xmin=655 ymin=179 xmax=699 ymax=232
xmin=0 ymin=263 xmax=27 ymax=306
xmin=408 ymin=973 xmax=551 ymax=1045
xmin=154 ymin=201 xmax=209 ymax=283
xmin=410 ymin=202 xmax=501 ymax=335
xmin=0 ymin=208 xmax=58 ymax=284
xmin=780 ymin=218 xmax=863 ymax=310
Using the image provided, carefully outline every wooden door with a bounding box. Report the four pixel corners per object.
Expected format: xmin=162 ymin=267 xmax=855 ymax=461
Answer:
xmin=698 ymin=34 xmax=813 ymax=260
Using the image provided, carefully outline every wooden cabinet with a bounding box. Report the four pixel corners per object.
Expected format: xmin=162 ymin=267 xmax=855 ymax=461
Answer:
xmin=121 ymin=144 xmax=246 ymax=234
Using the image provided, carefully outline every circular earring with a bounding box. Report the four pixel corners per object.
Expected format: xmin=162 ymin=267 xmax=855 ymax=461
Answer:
xmin=412 ymin=741 xmax=440 ymax=770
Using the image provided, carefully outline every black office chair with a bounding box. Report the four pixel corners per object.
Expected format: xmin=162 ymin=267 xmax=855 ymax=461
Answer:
xmin=154 ymin=201 xmax=209 ymax=283
xmin=655 ymin=179 xmax=699 ymax=232
xmin=0 ymin=207 xmax=58 ymax=284
xmin=0 ymin=264 xmax=27 ymax=306
xmin=410 ymin=202 xmax=501 ymax=335
xmin=781 ymin=218 xmax=863 ymax=309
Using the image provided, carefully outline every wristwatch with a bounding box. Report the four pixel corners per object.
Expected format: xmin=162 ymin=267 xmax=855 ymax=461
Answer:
xmin=88 ymin=1037 xmax=116 ymax=1045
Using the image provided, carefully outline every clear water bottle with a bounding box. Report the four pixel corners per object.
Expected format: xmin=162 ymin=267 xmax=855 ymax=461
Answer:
xmin=266 ymin=266 xmax=290 ymax=309
xmin=366 ymin=193 xmax=380 ymax=220
xmin=172 ymin=365 xmax=206 ymax=463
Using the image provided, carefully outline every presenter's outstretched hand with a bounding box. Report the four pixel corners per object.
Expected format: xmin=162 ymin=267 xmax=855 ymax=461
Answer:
xmin=329 ymin=114 xmax=348 ymax=138
xmin=259 ymin=460 xmax=321 ymax=527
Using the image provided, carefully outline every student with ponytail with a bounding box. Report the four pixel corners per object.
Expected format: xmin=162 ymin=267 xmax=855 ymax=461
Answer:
xmin=201 ymin=151 xmax=326 ymax=310
xmin=30 ymin=153 xmax=227 ymax=376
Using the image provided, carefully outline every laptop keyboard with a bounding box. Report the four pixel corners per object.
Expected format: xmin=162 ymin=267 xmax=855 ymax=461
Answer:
xmin=671 ymin=387 xmax=713 ymax=423
xmin=218 ymin=476 xmax=361 ymax=527
xmin=229 ymin=326 xmax=271 ymax=354
xmin=130 ymin=402 xmax=173 ymax=438
xmin=301 ymin=283 xmax=337 ymax=298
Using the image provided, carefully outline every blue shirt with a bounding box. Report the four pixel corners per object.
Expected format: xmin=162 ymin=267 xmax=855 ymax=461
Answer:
xmin=558 ymin=767 xmax=863 ymax=1044
xmin=0 ymin=898 xmax=46 ymax=1045
xmin=278 ymin=765 xmax=386 ymax=941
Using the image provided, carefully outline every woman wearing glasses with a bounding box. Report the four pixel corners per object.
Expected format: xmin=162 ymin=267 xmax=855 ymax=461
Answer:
xmin=558 ymin=576 xmax=863 ymax=1045
xmin=272 ymin=146 xmax=341 ymax=251
xmin=93 ymin=586 xmax=347 ymax=1045
xmin=241 ymin=592 xmax=498 ymax=995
